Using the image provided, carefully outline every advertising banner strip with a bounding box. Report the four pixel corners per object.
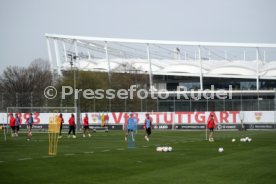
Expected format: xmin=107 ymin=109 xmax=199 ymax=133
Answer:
xmin=1 ymin=111 xmax=275 ymax=125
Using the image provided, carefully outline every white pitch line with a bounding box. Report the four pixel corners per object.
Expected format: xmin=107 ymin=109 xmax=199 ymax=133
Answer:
xmin=84 ymin=151 xmax=94 ymax=154
xmin=64 ymin=153 xmax=75 ymax=156
xmin=0 ymin=161 xmax=4 ymax=163
xmin=101 ymin=150 xmax=110 ymax=152
xmin=18 ymin=158 xmax=32 ymax=161
xmin=116 ymin=148 xmax=125 ymax=151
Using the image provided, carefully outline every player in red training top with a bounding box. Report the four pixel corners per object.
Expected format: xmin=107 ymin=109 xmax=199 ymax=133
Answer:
xmin=104 ymin=113 xmax=109 ymax=127
xmin=207 ymin=114 xmax=216 ymax=142
xmin=83 ymin=113 xmax=91 ymax=138
xmin=68 ymin=114 xmax=76 ymax=138
xmin=9 ymin=113 xmax=16 ymax=137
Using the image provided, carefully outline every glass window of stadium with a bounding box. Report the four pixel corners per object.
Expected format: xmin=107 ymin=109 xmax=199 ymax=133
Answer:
xmin=203 ymin=77 xmax=257 ymax=90
xmin=259 ymin=79 xmax=276 ymax=90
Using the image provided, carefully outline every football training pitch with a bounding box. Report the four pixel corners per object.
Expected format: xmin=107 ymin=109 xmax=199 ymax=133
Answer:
xmin=0 ymin=130 xmax=276 ymax=184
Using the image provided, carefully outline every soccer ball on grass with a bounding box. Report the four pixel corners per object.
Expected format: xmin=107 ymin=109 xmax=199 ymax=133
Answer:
xmin=218 ymin=147 xmax=224 ymax=153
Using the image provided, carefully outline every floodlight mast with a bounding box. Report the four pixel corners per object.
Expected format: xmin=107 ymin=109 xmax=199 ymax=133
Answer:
xmin=104 ymin=41 xmax=112 ymax=112
xmin=67 ymin=53 xmax=78 ymax=131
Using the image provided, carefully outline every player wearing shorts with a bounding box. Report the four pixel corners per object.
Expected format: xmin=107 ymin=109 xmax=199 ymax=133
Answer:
xmin=68 ymin=114 xmax=76 ymax=138
xmin=125 ymin=113 xmax=135 ymax=141
xmin=83 ymin=113 xmax=91 ymax=138
xmin=27 ymin=113 xmax=33 ymax=140
xmin=144 ymin=113 xmax=153 ymax=141
xmin=9 ymin=113 xmax=16 ymax=137
xmin=58 ymin=113 xmax=64 ymax=138
xmin=104 ymin=113 xmax=109 ymax=127
xmin=15 ymin=113 xmax=20 ymax=136
xmin=207 ymin=114 xmax=216 ymax=142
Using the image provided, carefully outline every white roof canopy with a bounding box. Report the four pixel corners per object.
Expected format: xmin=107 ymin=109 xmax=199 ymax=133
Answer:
xmin=45 ymin=34 xmax=276 ymax=91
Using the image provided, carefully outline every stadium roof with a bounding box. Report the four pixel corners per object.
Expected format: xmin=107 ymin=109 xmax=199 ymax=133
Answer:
xmin=45 ymin=33 xmax=276 ymax=48
xmin=61 ymin=59 xmax=276 ymax=79
xmin=45 ymin=33 xmax=276 ymax=90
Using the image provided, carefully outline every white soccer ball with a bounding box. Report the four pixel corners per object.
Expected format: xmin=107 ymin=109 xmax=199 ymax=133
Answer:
xmin=168 ymin=147 xmax=172 ymax=152
xmin=162 ymin=147 xmax=168 ymax=152
xmin=218 ymin=147 xmax=224 ymax=153
xmin=232 ymin=138 xmax=236 ymax=142
xmin=240 ymin=138 xmax=245 ymax=142
xmin=156 ymin=147 xmax=162 ymax=152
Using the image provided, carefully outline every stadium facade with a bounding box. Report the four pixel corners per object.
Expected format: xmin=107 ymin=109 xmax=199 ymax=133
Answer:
xmin=45 ymin=34 xmax=276 ymax=112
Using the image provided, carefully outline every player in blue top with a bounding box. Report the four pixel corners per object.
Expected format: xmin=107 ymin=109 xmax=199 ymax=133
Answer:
xmin=27 ymin=113 xmax=33 ymax=140
xmin=144 ymin=113 xmax=153 ymax=141
xmin=125 ymin=113 xmax=136 ymax=142
xmin=15 ymin=113 xmax=21 ymax=137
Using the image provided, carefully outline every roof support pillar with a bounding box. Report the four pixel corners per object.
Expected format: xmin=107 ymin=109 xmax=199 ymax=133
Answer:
xmin=105 ymin=41 xmax=111 ymax=83
xmin=147 ymin=43 xmax=153 ymax=89
xmin=46 ymin=38 xmax=54 ymax=73
xmin=199 ymin=46 xmax=203 ymax=90
xmin=54 ymin=40 xmax=61 ymax=75
xmin=256 ymin=48 xmax=259 ymax=91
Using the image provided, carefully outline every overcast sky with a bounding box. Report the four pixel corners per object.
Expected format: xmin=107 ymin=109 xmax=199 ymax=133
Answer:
xmin=0 ymin=0 xmax=276 ymax=72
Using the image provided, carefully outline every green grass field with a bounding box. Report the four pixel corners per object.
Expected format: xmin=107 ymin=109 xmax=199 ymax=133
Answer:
xmin=0 ymin=130 xmax=276 ymax=184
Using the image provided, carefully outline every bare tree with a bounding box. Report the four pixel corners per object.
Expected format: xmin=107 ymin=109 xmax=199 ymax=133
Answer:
xmin=0 ymin=59 xmax=53 ymax=109
xmin=28 ymin=59 xmax=52 ymax=91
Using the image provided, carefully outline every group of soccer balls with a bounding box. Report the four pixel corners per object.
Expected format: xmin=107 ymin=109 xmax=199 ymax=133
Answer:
xmin=156 ymin=146 xmax=173 ymax=152
xmin=239 ymin=137 xmax=252 ymax=142
xmin=218 ymin=137 xmax=253 ymax=153
xmin=155 ymin=137 xmax=253 ymax=153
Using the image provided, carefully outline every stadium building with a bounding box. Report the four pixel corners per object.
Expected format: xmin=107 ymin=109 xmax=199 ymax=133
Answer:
xmin=45 ymin=34 xmax=276 ymax=112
